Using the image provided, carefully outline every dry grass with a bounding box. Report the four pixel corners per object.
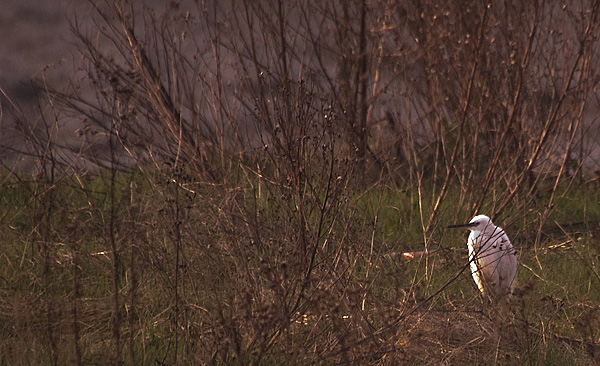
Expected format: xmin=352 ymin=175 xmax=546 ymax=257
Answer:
xmin=1 ymin=0 xmax=600 ymax=365
xmin=0 ymin=171 xmax=598 ymax=365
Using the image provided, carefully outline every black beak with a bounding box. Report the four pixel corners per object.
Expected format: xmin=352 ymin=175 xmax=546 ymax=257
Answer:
xmin=447 ymin=222 xmax=478 ymax=229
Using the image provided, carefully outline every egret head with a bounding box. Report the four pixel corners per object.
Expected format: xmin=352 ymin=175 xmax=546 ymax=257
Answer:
xmin=467 ymin=214 xmax=493 ymax=232
xmin=448 ymin=214 xmax=493 ymax=232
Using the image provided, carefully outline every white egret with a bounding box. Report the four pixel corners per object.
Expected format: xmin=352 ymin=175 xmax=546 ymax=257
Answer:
xmin=448 ymin=214 xmax=517 ymax=300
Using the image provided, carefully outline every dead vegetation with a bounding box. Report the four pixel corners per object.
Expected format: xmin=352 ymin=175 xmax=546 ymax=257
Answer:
xmin=1 ymin=0 xmax=600 ymax=365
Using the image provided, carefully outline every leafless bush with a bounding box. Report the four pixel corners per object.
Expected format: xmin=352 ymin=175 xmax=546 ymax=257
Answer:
xmin=46 ymin=0 xmax=599 ymax=222
xmin=2 ymin=0 xmax=599 ymax=364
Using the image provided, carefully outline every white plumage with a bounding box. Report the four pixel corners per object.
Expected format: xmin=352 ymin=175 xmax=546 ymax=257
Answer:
xmin=450 ymin=214 xmax=517 ymax=300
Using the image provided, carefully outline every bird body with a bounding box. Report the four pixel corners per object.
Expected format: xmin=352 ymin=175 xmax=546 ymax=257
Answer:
xmin=450 ymin=215 xmax=517 ymax=300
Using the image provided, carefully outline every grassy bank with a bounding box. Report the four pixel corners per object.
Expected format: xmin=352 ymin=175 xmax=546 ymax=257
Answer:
xmin=0 ymin=167 xmax=598 ymax=365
